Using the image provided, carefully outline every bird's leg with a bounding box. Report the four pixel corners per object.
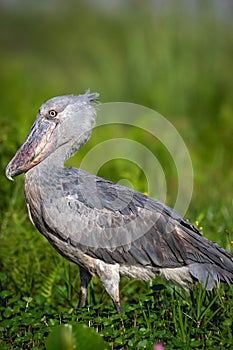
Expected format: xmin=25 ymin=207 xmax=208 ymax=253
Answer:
xmin=78 ymin=265 xmax=92 ymax=308
xmin=113 ymin=300 xmax=122 ymax=314
xmin=96 ymin=261 xmax=122 ymax=313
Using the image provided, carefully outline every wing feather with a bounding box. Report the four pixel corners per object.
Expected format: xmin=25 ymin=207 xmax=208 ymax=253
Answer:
xmin=41 ymin=168 xmax=233 ymax=287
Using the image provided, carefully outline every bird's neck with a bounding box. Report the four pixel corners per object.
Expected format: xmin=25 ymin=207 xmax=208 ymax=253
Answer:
xmin=53 ymin=128 xmax=92 ymax=166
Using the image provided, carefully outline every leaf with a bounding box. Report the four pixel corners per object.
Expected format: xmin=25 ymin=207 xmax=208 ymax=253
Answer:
xmin=46 ymin=324 xmax=107 ymax=350
xmin=137 ymin=339 xmax=150 ymax=348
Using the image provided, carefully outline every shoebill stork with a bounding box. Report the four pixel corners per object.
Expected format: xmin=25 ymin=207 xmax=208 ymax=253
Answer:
xmin=6 ymin=92 xmax=233 ymax=313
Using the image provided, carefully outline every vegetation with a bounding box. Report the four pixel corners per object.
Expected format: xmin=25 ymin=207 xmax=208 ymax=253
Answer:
xmin=0 ymin=1 xmax=232 ymax=349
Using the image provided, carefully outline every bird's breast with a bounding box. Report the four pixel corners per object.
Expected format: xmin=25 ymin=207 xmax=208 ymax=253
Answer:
xmin=23 ymin=167 xmax=101 ymax=272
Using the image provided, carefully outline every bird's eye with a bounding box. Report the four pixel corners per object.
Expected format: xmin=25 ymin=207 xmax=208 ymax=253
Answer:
xmin=48 ymin=110 xmax=57 ymax=118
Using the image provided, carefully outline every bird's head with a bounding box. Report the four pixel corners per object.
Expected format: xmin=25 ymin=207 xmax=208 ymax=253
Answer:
xmin=6 ymin=91 xmax=99 ymax=180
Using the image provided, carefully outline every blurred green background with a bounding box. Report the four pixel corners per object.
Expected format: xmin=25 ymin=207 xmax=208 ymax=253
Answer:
xmin=0 ymin=0 xmax=232 ymax=300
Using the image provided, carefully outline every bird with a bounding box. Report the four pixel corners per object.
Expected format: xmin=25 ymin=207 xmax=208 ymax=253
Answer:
xmin=6 ymin=91 xmax=233 ymax=313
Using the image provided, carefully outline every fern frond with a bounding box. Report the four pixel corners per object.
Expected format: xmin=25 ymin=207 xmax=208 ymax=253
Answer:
xmin=40 ymin=266 xmax=59 ymax=301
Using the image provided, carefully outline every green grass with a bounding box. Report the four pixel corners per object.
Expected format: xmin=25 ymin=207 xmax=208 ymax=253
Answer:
xmin=0 ymin=278 xmax=233 ymax=349
xmin=0 ymin=1 xmax=233 ymax=349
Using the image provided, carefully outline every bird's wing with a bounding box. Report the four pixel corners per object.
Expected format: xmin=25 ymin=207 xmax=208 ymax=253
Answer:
xmin=41 ymin=168 xmax=233 ymax=285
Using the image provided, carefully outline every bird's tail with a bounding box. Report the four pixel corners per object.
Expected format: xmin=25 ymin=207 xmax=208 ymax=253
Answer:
xmin=178 ymin=225 xmax=233 ymax=289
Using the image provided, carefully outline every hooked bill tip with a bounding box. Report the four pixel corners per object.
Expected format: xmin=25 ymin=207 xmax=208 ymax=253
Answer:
xmin=5 ymin=165 xmax=15 ymax=181
xmin=6 ymin=174 xmax=14 ymax=181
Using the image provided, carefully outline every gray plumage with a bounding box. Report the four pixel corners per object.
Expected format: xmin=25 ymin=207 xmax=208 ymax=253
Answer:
xmin=6 ymin=92 xmax=233 ymax=313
